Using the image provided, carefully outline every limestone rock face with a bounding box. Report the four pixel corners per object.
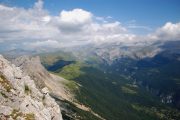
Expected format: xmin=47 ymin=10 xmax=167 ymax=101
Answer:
xmin=0 ymin=55 xmax=63 ymax=120
xmin=12 ymin=56 xmax=48 ymax=90
xmin=12 ymin=55 xmax=74 ymax=102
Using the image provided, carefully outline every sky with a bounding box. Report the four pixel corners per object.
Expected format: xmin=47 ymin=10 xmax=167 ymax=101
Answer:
xmin=1 ymin=0 xmax=180 ymax=28
xmin=0 ymin=0 xmax=180 ymax=51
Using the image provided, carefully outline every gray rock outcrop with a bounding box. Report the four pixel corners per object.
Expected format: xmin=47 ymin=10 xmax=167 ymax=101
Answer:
xmin=0 ymin=55 xmax=63 ymax=120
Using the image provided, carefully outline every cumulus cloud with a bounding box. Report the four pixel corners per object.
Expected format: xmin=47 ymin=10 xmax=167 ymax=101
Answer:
xmin=0 ymin=0 xmax=179 ymax=51
xmin=59 ymin=9 xmax=92 ymax=24
xmin=151 ymin=22 xmax=180 ymax=40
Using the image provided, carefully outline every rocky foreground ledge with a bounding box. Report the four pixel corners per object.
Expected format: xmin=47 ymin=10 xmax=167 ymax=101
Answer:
xmin=0 ymin=55 xmax=63 ymax=120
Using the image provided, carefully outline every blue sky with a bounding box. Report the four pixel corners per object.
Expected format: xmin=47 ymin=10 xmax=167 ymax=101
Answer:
xmin=1 ymin=0 xmax=180 ymax=29
xmin=0 ymin=0 xmax=180 ymax=51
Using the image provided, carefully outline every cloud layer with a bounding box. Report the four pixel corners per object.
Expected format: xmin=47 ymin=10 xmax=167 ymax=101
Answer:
xmin=0 ymin=0 xmax=180 ymax=51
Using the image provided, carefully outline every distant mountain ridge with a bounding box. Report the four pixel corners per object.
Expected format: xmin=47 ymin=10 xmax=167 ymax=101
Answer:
xmin=37 ymin=40 xmax=180 ymax=120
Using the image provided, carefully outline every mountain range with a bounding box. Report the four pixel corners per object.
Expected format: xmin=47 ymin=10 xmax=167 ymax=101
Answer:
xmin=0 ymin=40 xmax=180 ymax=120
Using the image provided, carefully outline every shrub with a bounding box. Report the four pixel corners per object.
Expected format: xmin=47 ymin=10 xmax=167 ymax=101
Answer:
xmin=24 ymin=84 xmax=31 ymax=95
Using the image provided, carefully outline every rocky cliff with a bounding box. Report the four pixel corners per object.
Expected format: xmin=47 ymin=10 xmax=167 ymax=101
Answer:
xmin=0 ymin=55 xmax=63 ymax=120
xmin=12 ymin=55 xmax=73 ymax=102
xmin=12 ymin=55 xmax=76 ymax=119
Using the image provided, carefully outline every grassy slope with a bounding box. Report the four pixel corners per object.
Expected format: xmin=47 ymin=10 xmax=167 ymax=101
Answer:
xmin=39 ymin=51 xmax=76 ymax=68
xmin=40 ymin=52 xmax=180 ymax=120
xmin=57 ymin=62 xmax=180 ymax=120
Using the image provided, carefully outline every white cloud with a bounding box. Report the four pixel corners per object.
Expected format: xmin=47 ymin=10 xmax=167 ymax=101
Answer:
xmin=153 ymin=22 xmax=180 ymax=40
xmin=34 ymin=0 xmax=44 ymax=10
xmin=52 ymin=8 xmax=93 ymax=34
xmin=0 ymin=0 xmax=179 ymax=52
xmin=126 ymin=20 xmax=152 ymax=31
xmin=0 ymin=4 xmax=14 ymax=11
xmin=127 ymin=25 xmax=152 ymax=31
xmin=42 ymin=16 xmax=51 ymax=22
xmin=59 ymin=9 xmax=92 ymax=24
xmin=27 ymin=40 xmax=61 ymax=48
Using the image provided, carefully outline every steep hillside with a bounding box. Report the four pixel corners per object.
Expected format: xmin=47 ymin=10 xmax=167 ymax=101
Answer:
xmin=12 ymin=55 xmax=104 ymax=120
xmin=40 ymin=41 xmax=180 ymax=120
xmin=55 ymin=62 xmax=180 ymax=120
xmin=0 ymin=55 xmax=62 ymax=120
xmin=12 ymin=56 xmax=73 ymax=101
